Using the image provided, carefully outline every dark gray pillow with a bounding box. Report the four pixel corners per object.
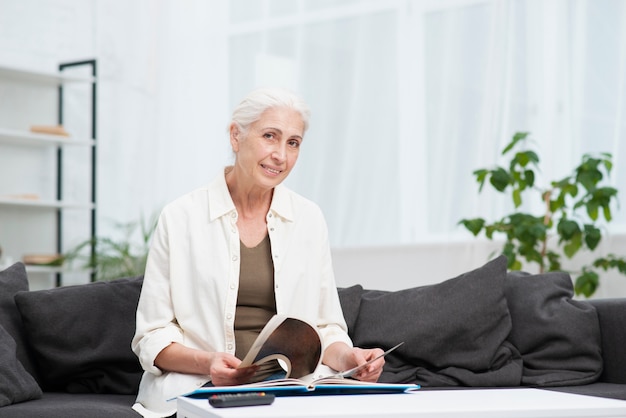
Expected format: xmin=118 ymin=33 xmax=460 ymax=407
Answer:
xmin=337 ymin=285 xmax=365 ymax=337
xmin=0 ymin=262 xmax=38 ymax=379
xmin=0 ymin=324 xmax=42 ymax=406
xmin=505 ymin=271 xmax=603 ymax=386
xmin=14 ymin=276 xmax=144 ymax=394
xmin=352 ymin=255 xmax=522 ymax=387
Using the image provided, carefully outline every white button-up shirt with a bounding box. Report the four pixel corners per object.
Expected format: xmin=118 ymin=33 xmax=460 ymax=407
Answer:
xmin=131 ymin=170 xmax=352 ymax=417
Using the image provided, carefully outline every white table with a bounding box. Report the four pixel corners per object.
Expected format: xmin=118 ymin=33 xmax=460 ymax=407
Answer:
xmin=177 ymin=388 xmax=626 ymax=418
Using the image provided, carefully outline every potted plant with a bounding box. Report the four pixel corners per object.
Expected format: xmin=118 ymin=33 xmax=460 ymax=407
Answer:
xmin=64 ymin=214 xmax=156 ymax=281
xmin=459 ymin=132 xmax=626 ymax=297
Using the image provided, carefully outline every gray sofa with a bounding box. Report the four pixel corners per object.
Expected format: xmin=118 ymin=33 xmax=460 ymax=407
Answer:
xmin=337 ymin=256 xmax=626 ymax=400
xmin=0 ymin=263 xmax=142 ymax=418
xmin=1 ymin=256 xmax=625 ymax=417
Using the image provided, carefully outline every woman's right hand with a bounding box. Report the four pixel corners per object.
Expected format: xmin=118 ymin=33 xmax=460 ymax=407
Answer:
xmin=154 ymin=343 xmax=258 ymax=386
xmin=206 ymin=352 xmax=259 ymax=386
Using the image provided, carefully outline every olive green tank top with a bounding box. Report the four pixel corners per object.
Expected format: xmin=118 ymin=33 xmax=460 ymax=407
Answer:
xmin=234 ymin=234 xmax=282 ymax=381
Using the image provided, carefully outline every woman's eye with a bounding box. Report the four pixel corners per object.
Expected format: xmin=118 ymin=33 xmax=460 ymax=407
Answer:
xmin=264 ymin=133 xmax=274 ymax=139
xmin=288 ymin=139 xmax=301 ymax=148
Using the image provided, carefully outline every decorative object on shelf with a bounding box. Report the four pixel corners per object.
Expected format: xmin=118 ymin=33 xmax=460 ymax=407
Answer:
xmin=4 ymin=193 xmax=40 ymax=200
xmin=22 ymin=254 xmax=65 ymax=267
xmin=29 ymin=124 xmax=69 ymax=136
xmin=459 ymin=131 xmax=626 ymax=297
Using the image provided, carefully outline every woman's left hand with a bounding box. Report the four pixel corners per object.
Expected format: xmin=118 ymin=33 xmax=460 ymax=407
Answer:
xmin=324 ymin=343 xmax=385 ymax=383
xmin=347 ymin=347 xmax=385 ymax=382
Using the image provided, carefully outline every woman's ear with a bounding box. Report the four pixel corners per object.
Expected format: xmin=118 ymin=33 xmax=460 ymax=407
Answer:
xmin=229 ymin=123 xmax=240 ymax=152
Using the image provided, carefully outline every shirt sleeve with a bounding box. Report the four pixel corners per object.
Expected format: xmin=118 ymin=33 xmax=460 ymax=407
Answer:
xmin=315 ymin=207 xmax=354 ymax=350
xmin=132 ymin=210 xmax=184 ymax=375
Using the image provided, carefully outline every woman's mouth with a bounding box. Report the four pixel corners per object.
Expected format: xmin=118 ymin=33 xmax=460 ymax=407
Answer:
xmin=262 ymin=164 xmax=282 ymax=175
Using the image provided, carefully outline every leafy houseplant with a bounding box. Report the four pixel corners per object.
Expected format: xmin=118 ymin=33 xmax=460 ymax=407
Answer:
xmin=65 ymin=215 xmax=156 ymax=281
xmin=459 ymin=132 xmax=626 ymax=297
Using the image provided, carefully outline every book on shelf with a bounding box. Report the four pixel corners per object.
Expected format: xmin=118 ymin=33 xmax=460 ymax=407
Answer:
xmin=30 ymin=124 xmax=69 ymax=136
xmin=178 ymin=314 xmax=417 ymax=398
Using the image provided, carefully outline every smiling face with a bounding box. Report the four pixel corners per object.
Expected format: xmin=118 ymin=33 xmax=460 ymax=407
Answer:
xmin=230 ymin=106 xmax=305 ymax=192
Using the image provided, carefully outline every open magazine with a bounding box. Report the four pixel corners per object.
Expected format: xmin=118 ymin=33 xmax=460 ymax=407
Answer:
xmin=237 ymin=315 xmax=323 ymax=379
xmin=179 ymin=377 xmax=420 ymax=398
xmin=178 ymin=315 xmax=416 ymax=398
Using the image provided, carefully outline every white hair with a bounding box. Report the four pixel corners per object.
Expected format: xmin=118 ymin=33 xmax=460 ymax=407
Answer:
xmin=229 ymin=87 xmax=311 ymax=135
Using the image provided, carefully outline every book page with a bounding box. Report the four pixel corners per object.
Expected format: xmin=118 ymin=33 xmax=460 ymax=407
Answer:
xmin=238 ymin=315 xmax=322 ymax=379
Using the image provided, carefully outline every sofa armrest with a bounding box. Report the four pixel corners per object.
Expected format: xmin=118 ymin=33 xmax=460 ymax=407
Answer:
xmin=588 ymin=298 xmax=626 ymax=384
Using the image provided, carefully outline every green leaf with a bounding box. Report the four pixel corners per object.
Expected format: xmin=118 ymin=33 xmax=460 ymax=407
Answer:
xmin=557 ymin=219 xmax=580 ymax=240
xmin=547 ymin=251 xmax=561 ymax=271
xmin=576 ymin=161 xmax=604 ymax=191
xmin=564 ymin=183 xmax=579 ymax=197
xmin=575 ymin=270 xmax=599 ymax=297
xmin=510 ymin=259 xmax=523 ymax=270
xmin=563 ymin=232 xmax=582 ymax=258
xmin=525 ymin=150 xmax=539 ymax=164
xmin=549 ymin=195 xmax=564 ymax=212
xmin=473 ymin=169 xmax=489 ymax=192
xmin=599 ymin=186 xmax=618 ymax=198
xmin=603 ymin=205 xmax=612 ymax=222
xmin=584 ymin=224 xmax=602 ymax=250
xmin=490 ymin=167 xmax=512 ymax=192
xmin=586 ymin=201 xmax=599 ymax=220
xmin=590 ymin=187 xmax=618 ymax=221
xmin=459 ymin=218 xmax=485 ymax=236
xmin=512 ymin=188 xmax=522 ymax=207
xmin=502 ymin=132 xmax=529 ymax=155
xmin=551 ymin=176 xmax=572 ymax=189
xmin=530 ymin=223 xmax=547 ymax=240
xmin=524 ymin=169 xmax=535 ymax=188
xmin=515 ymin=151 xmax=529 ymax=167
xmin=502 ymin=243 xmax=519 ymax=269
xmin=519 ymin=246 xmax=543 ymax=265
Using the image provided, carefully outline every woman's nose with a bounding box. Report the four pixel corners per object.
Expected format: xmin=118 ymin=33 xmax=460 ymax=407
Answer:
xmin=272 ymin=145 xmax=286 ymax=162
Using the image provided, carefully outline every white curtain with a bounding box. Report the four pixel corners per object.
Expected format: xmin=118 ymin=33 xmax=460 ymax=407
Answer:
xmin=226 ymin=0 xmax=626 ymax=249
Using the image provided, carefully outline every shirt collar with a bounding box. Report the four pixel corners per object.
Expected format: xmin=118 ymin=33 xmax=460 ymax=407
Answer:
xmin=207 ymin=168 xmax=294 ymax=223
xmin=207 ymin=169 xmax=236 ymax=222
xmin=269 ymin=183 xmax=294 ymax=223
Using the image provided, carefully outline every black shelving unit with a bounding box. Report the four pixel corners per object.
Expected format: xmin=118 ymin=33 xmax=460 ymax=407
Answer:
xmin=56 ymin=59 xmax=97 ymax=286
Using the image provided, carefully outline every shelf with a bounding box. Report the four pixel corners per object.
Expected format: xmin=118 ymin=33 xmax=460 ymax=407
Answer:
xmin=0 ymin=127 xmax=94 ymax=147
xmin=0 ymin=65 xmax=94 ymax=85
xmin=24 ymin=265 xmax=65 ymax=274
xmin=24 ymin=265 xmax=93 ymax=275
xmin=0 ymin=196 xmax=95 ymax=210
xmin=0 ymin=59 xmax=97 ymax=287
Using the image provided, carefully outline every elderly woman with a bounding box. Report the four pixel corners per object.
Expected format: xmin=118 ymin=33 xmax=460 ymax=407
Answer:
xmin=131 ymin=87 xmax=384 ymax=417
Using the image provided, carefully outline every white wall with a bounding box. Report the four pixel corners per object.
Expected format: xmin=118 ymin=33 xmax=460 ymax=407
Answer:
xmin=332 ymin=234 xmax=626 ymax=299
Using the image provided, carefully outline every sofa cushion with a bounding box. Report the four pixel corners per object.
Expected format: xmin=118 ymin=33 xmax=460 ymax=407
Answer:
xmin=0 ymin=262 xmax=38 ymax=378
xmin=337 ymin=284 xmax=364 ymax=337
xmin=505 ymin=271 xmax=603 ymax=386
xmin=352 ymin=255 xmax=522 ymax=387
xmin=14 ymin=276 xmax=144 ymax=394
xmin=0 ymin=324 xmax=42 ymax=407
xmin=588 ymin=298 xmax=626 ymax=384
xmin=0 ymin=392 xmax=139 ymax=418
